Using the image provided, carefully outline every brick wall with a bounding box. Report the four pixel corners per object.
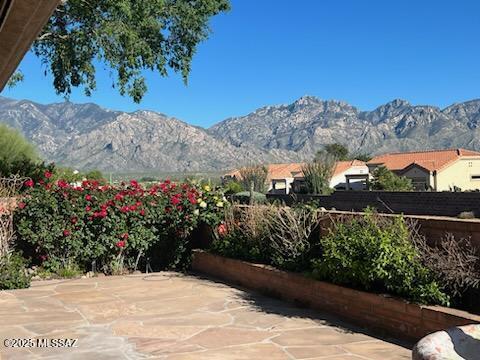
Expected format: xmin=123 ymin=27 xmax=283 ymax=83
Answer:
xmin=267 ymin=191 xmax=480 ymax=217
xmin=192 ymin=250 xmax=480 ymax=341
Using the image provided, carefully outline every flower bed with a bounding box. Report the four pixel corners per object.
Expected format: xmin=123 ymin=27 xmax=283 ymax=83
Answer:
xmin=192 ymin=250 xmax=480 ymax=341
xmin=13 ymin=173 xmax=225 ymax=275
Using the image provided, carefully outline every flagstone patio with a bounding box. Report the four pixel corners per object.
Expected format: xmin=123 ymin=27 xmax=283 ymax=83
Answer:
xmin=0 ymin=273 xmax=411 ymax=359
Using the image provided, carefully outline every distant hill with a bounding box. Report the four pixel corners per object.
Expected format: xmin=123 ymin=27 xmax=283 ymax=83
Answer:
xmin=1 ymin=95 xmax=480 ymax=172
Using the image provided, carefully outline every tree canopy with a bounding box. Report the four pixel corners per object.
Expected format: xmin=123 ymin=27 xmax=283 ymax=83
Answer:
xmin=0 ymin=124 xmax=38 ymax=163
xmin=321 ymin=143 xmax=349 ymax=161
xmin=370 ymin=166 xmax=413 ymax=191
xmin=315 ymin=143 xmax=371 ymax=162
xmin=27 ymin=0 xmax=230 ymax=102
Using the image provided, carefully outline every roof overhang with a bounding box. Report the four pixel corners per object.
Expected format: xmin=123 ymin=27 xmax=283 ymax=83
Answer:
xmin=397 ymin=162 xmax=432 ymax=175
xmin=0 ymin=0 xmax=60 ymax=91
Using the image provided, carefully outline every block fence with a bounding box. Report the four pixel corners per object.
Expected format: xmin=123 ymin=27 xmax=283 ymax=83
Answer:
xmin=192 ymin=250 xmax=480 ymax=342
xmin=267 ymin=191 xmax=480 ymax=218
xmin=316 ymin=210 xmax=480 ymax=250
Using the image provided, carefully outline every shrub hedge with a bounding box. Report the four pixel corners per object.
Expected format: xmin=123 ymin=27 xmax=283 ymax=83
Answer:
xmin=14 ymin=174 xmax=226 ymax=274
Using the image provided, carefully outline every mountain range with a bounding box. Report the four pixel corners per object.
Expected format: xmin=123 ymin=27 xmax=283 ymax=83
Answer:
xmin=1 ymin=95 xmax=480 ymax=173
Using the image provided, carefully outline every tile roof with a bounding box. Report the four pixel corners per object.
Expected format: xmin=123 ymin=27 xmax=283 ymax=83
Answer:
xmin=224 ymin=160 xmax=366 ymax=181
xmin=367 ymin=148 xmax=480 ymax=172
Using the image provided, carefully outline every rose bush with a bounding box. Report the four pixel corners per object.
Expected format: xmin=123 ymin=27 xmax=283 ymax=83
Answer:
xmin=14 ymin=175 xmax=226 ymax=274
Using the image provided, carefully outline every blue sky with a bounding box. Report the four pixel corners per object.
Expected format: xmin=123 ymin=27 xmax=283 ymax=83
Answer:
xmin=2 ymin=0 xmax=480 ymax=127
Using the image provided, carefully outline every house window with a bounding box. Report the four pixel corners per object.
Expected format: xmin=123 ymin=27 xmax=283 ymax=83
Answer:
xmin=468 ymin=162 xmax=473 ymax=167
xmin=471 ymin=175 xmax=480 ymax=180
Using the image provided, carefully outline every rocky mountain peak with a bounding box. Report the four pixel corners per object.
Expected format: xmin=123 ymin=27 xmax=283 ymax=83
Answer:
xmin=1 ymin=95 xmax=480 ymax=173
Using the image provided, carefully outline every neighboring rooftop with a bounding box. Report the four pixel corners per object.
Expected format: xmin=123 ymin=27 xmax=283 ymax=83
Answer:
xmin=368 ymin=148 xmax=480 ymax=172
xmin=225 ymin=160 xmax=366 ymax=181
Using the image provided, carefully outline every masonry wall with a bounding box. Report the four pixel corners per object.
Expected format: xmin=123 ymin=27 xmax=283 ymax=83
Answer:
xmin=267 ymin=191 xmax=480 ymax=217
xmin=192 ymin=251 xmax=480 ymax=342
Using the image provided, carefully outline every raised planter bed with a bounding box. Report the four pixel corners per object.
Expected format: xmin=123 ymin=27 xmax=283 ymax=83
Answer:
xmin=192 ymin=250 xmax=480 ymax=341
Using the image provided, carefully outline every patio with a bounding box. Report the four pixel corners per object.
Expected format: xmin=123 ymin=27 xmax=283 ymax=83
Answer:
xmin=0 ymin=273 xmax=411 ymax=359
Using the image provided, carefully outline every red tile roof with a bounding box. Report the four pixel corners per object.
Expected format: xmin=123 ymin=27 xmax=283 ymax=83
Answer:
xmin=367 ymin=149 xmax=480 ymax=172
xmin=225 ymin=160 xmax=366 ymax=181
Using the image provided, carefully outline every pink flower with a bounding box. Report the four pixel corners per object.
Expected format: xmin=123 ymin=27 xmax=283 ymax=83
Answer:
xmin=85 ymin=194 xmax=92 ymax=201
xmin=130 ymin=180 xmax=139 ymax=188
xmin=85 ymin=206 xmax=92 ymax=212
xmin=18 ymin=202 xmax=26 ymax=209
xmin=139 ymin=209 xmax=145 ymax=216
xmin=63 ymin=229 xmax=71 ymax=237
xmin=71 ymin=217 xmax=78 ymax=224
xmin=44 ymin=171 xmax=52 ymax=179
xmin=218 ymin=223 xmax=228 ymax=236
xmin=116 ymin=240 xmax=126 ymax=248
xmin=24 ymin=179 xmax=34 ymax=187
xmin=122 ymin=233 xmax=129 ymax=240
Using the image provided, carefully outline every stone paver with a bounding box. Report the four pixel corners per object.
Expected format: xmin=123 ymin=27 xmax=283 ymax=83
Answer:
xmin=0 ymin=273 xmax=411 ymax=359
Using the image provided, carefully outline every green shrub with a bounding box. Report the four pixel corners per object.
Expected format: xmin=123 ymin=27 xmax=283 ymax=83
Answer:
xmin=231 ymin=191 xmax=267 ymax=204
xmin=224 ymin=180 xmax=243 ymax=195
xmin=370 ymin=166 xmax=413 ymax=191
xmin=0 ymin=253 xmax=30 ymax=290
xmin=311 ymin=210 xmax=449 ymax=305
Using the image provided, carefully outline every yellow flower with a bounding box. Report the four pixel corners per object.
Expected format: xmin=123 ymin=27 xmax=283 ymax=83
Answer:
xmin=203 ymin=185 xmax=211 ymax=192
xmin=216 ymin=201 xmax=224 ymax=208
xmin=199 ymin=201 xmax=207 ymax=208
xmin=197 ymin=198 xmax=203 ymax=204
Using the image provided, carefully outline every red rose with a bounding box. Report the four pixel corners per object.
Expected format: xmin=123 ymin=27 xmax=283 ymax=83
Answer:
xmin=130 ymin=180 xmax=139 ymax=188
xmin=18 ymin=202 xmax=26 ymax=209
xmin=24 ymin=179 xmax=34 ymax=187
xmin=57 ymin=180 xmax=69 ymax=189
xmin=116 ymin=240 xmax=126 ymax=248
xmin=114 ymin=194 xmax=124 ymax=201
xmin=139 ymin=209 xmax=145 ymax=216
xmin=85 ymin=206 xmax=92 ymax=212
xmin=63 ymin=229 xmax=71 ymax=237
xmin=85 ymin=194 xmax=92 ymax=201
xmin=218 ymin=223 xmax=228 ymax=236
xmin=170 ymin=195 xmax=181 ymax=206
xmin=44 ymin=171 xmax=52 ymax=179
xmin=120 ymin=206 xmax=129 ymax=213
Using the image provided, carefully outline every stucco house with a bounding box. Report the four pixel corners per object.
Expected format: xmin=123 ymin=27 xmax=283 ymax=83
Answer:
xmin=367 ymin=148 xmax=480 ymax=191
xmin=224 ymin=160 xmax=369 ymax=194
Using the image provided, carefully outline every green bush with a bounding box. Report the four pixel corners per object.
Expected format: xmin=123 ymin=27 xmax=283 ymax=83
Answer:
xmin=0 ymin=253 xmax=31 ymax=290
xmin=311 ymin=210 xmax=449 ymax=305
xmin=224 ymin=180 xmax=243 ymax=195
xmin=370 ymin=166 xmax=413 ymax=191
